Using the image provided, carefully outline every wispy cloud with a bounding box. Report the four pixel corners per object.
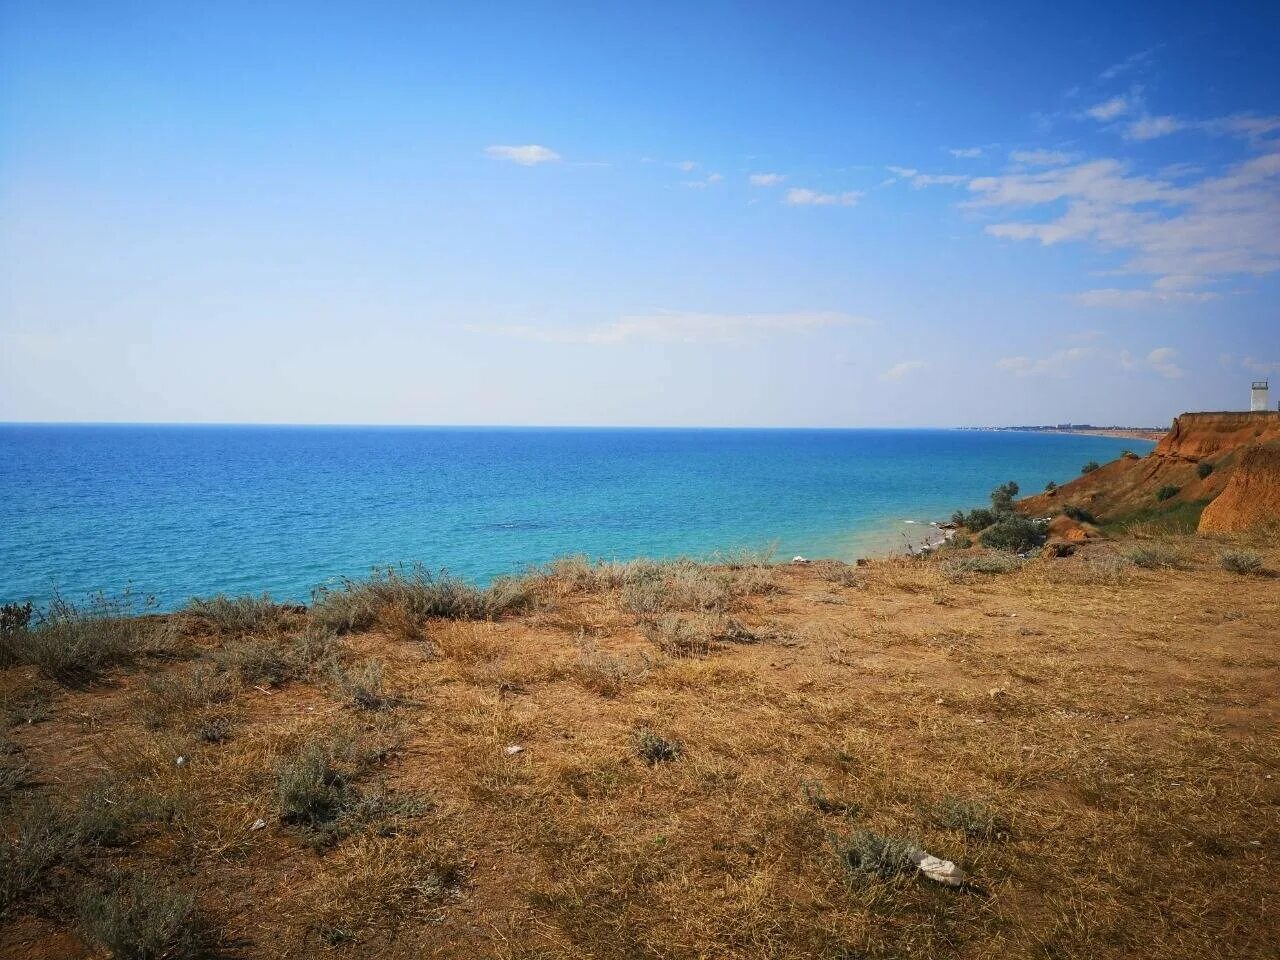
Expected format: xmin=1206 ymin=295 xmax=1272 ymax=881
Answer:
xmin=1147 ymin=347 xmax=1184 ymax=379
xmin=1009 ymin=149 xmax=1075 ymax=166
xmin=1243 ymin=356 xmax=1280 ymax=375
xmin=880 ymin=360 xmax=926 ymax=381
xmin=970 ymin=147 xmax=1280 ymax=295
xmin=1075 ymin=288 xmax=1220 ymax=308
xmin=484 ymin=144 xmax=561 ymax=166
xmin=672 ymin=160 xmax=699 ymax=172
xmin=996 ymin=347 xmax=1097 ymax=377
xmin=998 ymin=344 xmax=1185 ymax=378
xmin=885 ymin=166 xmax=968 ymax=188
xmin=468 ymin=311 xmax=868 ymax=345
xmin=948 ymin=147 xmax=983 ymax=159
xmin=749 ymin=172 xmax=785 ymax=186
xmin=1085 ymin=95 xmax=1132 ymax=121
xmin=684 ymin=172 xmax=724 ymax=188
xmin=785 ymin=187 xmax=863 ymax=207
xmin=1124 ymin=115 xmax=1184 ymax=141
xmin=1099 ymin=48 xmax=1156 ymax=82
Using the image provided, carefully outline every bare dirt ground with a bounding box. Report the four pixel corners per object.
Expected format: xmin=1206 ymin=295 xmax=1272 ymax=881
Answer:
xmin=1 ymin=532 xmax=1277 ymax=959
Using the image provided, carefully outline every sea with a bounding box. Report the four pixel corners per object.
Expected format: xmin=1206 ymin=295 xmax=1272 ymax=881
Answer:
xmin=0 ymin=425 xmax=1153 ymax=609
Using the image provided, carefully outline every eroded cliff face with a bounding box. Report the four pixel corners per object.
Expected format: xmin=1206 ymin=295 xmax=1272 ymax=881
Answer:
xmin=1198 ymin=442 xmax=1280 ymax=533
xmin=1016 ymin=411 xmax=1280 ymax=530
xmin=1154 ymin=412 xmax=1280 ymax=461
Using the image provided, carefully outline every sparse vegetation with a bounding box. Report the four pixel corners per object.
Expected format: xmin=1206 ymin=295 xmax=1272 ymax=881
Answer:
xmin=311 ymin=564 xmax=535 ymax=634
xmin=1156 ymin=484 xmax=1181 ymax=502
xmin=632 ymin=728 xmax=683 ymax=764
xmin=0 ymin=592 xmax=179 ymax=685
xmin=931 ymin=796 xmax=1009 ymax=840
xmin=1 ymin=541 xmax=1277 ymax=959
xmin=1220 ymin=550 xmax=1263 ymax=575
xmin=1125 ymin=543 xmax=1187 ymax=569
xmin=1043 ymin=480 xmax=1057 ymax=493
xmin=943 ymin=553 xmax=1022 ymax=578
xmin=185 ymin=593 xmax=288 ymax=635
xmin=1081 ymin=460 xmax=1100 ymax=474
xmin=78 ymin=872 xmax=212 ymax=960
xmin=834 ymin=829 xmax=921 ymax=880
xmin=1197 ymin=461 xmax=1214 ymax=479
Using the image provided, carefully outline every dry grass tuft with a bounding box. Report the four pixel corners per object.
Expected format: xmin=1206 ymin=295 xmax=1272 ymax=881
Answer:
xmin=78 ymin=871 xmax=213 ymax=960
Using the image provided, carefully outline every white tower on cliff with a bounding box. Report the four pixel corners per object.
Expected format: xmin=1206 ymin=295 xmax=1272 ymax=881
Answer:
xmin=1251 ymin=380 xmax=1270 ymax=411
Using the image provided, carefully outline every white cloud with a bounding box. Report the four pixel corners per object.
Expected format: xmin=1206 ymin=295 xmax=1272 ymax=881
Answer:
xmin=1086 ymin=95 xmax=1132 ymax=121
xmin=1099 ymin=48 xmax=1155 ymax=82
xmin=949 ymin=147 xmax=983 ymax=158
xmin=484 ymin=144 xmax=561 ymax=166
xmin=1125 ymin=115 xmax=1184 ymax=141
xmin=971 ymin=148 xmax=1280 ymax=294
xmin=885 ymin=166 xmax=968 ymax=188
xmin=673 ymin=160 xmax=699 ymax=172
xmin=881 ymin=360 xmax=925 ymax=381
xmin=1147 ymin=347 xmax=1184 ymax=379
xmin=785 ymin=187 xmax=863 ymax=207
xmin=749 ymin=172 xmax=785 ymax=186
xmin=1075 ymin=288 xmax=1220 ymax=308
xmin=995 ymin=347 xmax=1097 ymax=377
xmin=1009 ymin=149 xmax=1074 ymax=166
xmin=1243 ymin=356 xmax=1280 ymax=375
xmin=468 ymin=311 xmax=867 ymax=345
xmin=685 ymin=172 xmax=724 ymax=188
xmin=997 ymin=344 xmax=1185 ymax=378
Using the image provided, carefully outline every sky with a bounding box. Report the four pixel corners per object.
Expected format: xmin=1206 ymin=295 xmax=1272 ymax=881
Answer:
xmin=2 ymin=1 xmax=1278 ymax=428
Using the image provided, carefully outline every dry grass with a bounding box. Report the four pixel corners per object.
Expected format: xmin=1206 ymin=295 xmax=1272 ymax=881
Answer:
xmin=2 ymin=540 xmax=1278 ymax=959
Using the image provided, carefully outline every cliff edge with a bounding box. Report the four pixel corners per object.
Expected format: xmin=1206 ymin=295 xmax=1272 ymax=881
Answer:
xmin=1017 ymin=411 xmax=1280 ymax=532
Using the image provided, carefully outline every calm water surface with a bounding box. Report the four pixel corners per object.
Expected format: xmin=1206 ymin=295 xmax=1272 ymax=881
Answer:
xmin=0 ymin=425 xmax=1152 ymax=608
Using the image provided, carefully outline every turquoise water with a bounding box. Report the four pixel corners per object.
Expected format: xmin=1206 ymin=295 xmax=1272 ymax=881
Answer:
xmin=0 ymin=425 xmax=1151 ymax=608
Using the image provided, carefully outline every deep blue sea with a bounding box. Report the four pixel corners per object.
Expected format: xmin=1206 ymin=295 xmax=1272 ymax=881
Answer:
xmin=0 ymin=425 xmax=1152 ymax=609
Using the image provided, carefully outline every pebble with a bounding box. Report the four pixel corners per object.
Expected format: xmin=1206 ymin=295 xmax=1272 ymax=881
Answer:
xmin=504 ymin=745 xmax=524 ymax=756
xmin=250 ymin=818 xmax=267 ymax=832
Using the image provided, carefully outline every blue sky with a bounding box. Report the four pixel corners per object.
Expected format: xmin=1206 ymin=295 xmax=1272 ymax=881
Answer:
xmin=2 ymin=1 xmax=1278 ymax=427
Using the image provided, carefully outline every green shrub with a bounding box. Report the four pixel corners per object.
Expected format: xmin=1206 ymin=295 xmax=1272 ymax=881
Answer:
xmin=1156 ymin=485 xmax=1180 ymax=502
xmin=990 ymin=481 xmax=1020 ymax=513
xmin=0 ymin=603 xmax=33 ymax=637
xmin=311 ymin=565 xmax=534 ymax=634
xmin=1220 ymin=551 xmax=1263 ymax=575
xmin=0 ymin=592 xmax=178 ymax=686
xmin=943 ymin=554 xmax=1022 ymax=578
xmin=1124 ymin=544 xmax=1186 ymax=570
xmin=1081 ymin=461 xmax=1100 ymax=474
xmin=1197 ymin=461 xmax=1214 ymax=479
xmin=276 ymin=741 xmax=353 ymax=829
xmin=184 ymin=594 xmax=288 ymax=635
xmin=950 ymin=507 xmax=997 ymax=531
xmin=79 ymin=873 xmax=211 ymax=960
xmin=1043 ymin=480 xmax=1057 ymax=493
xmin=633 ymin=729 xmax=683 ymax=765
xmin=1062 ymin=504 xmax=1097 ymax=524
xmin=979 ymin=516 xmax=1047 ymax=553
xmin=834 ymin=830 xmax=921 ymax=880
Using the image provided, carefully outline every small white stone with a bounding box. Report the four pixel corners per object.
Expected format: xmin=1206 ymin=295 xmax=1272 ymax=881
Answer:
xmin=175 ymin=755 xmax=187 ymax=767
xmin=504 ymin=745 xmax=524 ymax=756
xmin=250 ymin=818 xmax=267 ymax=831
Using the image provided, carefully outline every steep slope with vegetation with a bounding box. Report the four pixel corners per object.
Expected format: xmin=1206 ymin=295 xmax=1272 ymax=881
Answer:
xmin=1015 ymin=411 xmax=1280 ymax=533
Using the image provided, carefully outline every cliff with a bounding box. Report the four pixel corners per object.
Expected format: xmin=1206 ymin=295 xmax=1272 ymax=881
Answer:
xmin=1198 ymin=441 xmax=1280 ymax=532
xmin=1017 ymin=411 xmax=1280 ymax=532
xmin=1154 ymin=411 xmax=1280 ymax=460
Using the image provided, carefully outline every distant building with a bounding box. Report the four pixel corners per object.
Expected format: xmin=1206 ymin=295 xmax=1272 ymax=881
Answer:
xmin=1251 ymin=380 xmax=1270 ymax=412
